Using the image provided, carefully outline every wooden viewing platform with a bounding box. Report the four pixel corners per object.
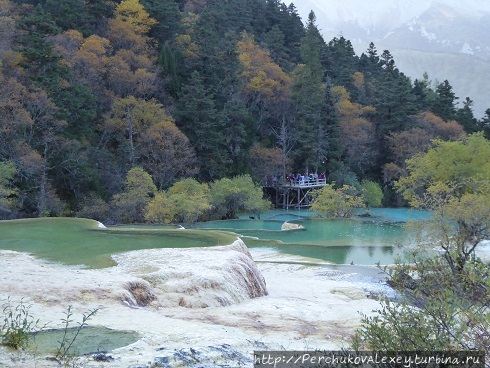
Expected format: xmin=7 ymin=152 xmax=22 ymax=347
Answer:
xmin=265 ymin=178 xmax=327 ymax=209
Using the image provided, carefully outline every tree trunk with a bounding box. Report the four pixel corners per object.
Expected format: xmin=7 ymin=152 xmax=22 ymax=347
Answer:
xmin=38 ymin=158 xmax=47 ymax=217
xmin=127 ymin=107 xmax=135 ymax=167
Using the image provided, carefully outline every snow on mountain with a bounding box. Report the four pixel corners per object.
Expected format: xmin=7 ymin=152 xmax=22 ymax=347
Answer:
xmin=292 ymin=0 xmax=431 ymax=35
xmin=289 ymin=0 xmax=490 ymax=59
xmin=381 ymin=3 xmax=490 ymax=59
xmin=286 ymin=0 xmax=490 ymax=118
xmin=290 ymin=0 xmax=490 ymax=39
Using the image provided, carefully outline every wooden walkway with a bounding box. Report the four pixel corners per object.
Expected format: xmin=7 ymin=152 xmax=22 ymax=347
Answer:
xmin=268 ymin=178 xmax=327 ymax=209
xmin=277 ymin=178 xmax=326 ymax=188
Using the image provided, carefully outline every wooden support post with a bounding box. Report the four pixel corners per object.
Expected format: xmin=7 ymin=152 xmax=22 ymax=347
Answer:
xmin=270 ymin=179 xmax=326 ymax=209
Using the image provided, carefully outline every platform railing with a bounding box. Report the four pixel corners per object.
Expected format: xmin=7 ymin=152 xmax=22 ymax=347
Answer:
xmin=276 ymin=178 xmax=327 ymax=187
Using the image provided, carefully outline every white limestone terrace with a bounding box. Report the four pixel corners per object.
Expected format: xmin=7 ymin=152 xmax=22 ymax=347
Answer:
xmin=0 ymin=239 xmax=391 ymax=367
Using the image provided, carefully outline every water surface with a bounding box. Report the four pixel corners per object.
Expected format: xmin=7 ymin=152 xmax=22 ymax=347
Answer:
xmin=195 ymin=208 xmax=427 ymax=264
xmin=28 ymin=326 xmax=139 ymax=355
xmin=0 ymin=208 xmax=427 ymax=267
xmin=0 ymin=217 xmax=237 ymax=268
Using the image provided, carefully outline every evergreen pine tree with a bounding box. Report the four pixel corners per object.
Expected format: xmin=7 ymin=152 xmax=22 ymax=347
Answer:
xmin=456 ymin=97 xmax=480 ymax=133
xmin=431 ymin=79 xmax=458 ymax=121
xmin=480 ymin=108 xmax=490 ymax=139
xmin=141 ymin=0 xmax=182 ymax=43
xmin=292 ymin=11 xmax=339 ymax=173
xmin=175 ymin=71 xmax=231 ymax=180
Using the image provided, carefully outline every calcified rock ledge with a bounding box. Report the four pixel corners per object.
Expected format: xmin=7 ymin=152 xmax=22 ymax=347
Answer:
xmin=0 ymin=240 xmax=390 ymax=368
xmin=281 ymin=221 xmax=305 ymax=231
xmin=114 ymin=239 xmax=268 ymax=308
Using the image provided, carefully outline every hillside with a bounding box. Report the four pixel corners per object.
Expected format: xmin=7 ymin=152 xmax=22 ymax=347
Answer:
xmin=0 ymin=0 xmax=487 ymax=220
xmin=289 ymin=0 xmax=490 ymax=117
xmin=393 ymin=50 xmax=490 ymax=118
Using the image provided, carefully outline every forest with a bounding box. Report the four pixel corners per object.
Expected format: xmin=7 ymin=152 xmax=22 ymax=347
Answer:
xmin=1 ymin=0 xmax=490 ymax=222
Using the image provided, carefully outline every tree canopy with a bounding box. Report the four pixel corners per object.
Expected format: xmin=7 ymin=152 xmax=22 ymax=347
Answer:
xmin=0 ymin=0 xmax=488 ymax=220
xmin=355 ymin=135 xmax=490 ymax=357
xmin=397 ymin=133 xmax=490 ymax=207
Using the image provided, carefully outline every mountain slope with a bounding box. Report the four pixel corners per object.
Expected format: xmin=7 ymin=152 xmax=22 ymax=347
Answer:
xmin=288 ymin=0 xmax=490 ymax=117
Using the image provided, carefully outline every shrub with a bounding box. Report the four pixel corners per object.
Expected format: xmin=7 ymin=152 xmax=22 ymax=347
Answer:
xmin=1 ymin=298 xmax=40 ymax=350
xmin=210 ymin=175 xmax=270 ymax=219
xmin=353 ymin=253 xmax=490 ymax=355
xmin=361 ymin=180 xmax=383 ymax=208
xmin=311 ymin=184 xmax=364 ymax=218
xmin=111 ymin=167 xmax=157 ymax=223
xmin=145 ymin=178 xmax=211 ymax=224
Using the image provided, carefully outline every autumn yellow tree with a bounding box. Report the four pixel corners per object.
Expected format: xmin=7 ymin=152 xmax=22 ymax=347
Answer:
xmin=145 ymin=178 xmax=210 ymax=224
xmin=50 ymin=31 xmax=112 ymax=108
xmin=105 ymin=0 xmax=158 ymax=97
xmin=111 ymin=166 xmax=157 ymax=223
xmin=73 ymin=35 xmax=111 ymax=93
xmin=175 ymin=19 xmax=199 ymax=59
xmin=105 ymin=97 xmax=169 ymax=167
xmin=107 ymin=0 xmax=155 ymax=51
xmin=140 ymin=120 xmax=199 ymax=189
xmin=237 ymin=32 xmax=291 ymax=128
xmin=331 ymin=85 xmax=377 ymax=175
xmin=51 ymin=3 xmax=159 ymax=101
xmin=114 ymin=0 xmax=156 ymax=34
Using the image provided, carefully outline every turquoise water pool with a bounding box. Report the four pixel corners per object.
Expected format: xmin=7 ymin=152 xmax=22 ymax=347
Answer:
xmin=194 ymin=208 xmax=427 ymax=265
xmin=28 ymin=326 xmax=140 ymax=355
xmin=0 ymin=209 xmax=427 ymax=267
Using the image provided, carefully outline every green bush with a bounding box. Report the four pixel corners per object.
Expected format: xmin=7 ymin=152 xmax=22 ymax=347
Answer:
xmin=1 ymin=298 xmax=40 ymax=350
xmin=310 ymin=184 xmax=364 ymax=218
xmin=361 ymin=180 xmax=383 ymax=208
xmin=353 ymin=253 xmax=490 ymax=354
xmin=145 ymin=178 xmax=211 ymax=224
xmin=209 ymin=175 xmax=270 ymax=219
xmin=111 ymin=167 xmax=157 ymax=223
xmin=353 ymin=160 xmax=490 ymax=357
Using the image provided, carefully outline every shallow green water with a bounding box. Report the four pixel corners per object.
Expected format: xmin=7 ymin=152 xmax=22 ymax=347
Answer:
xmin=0 ymin=217 xmax=237 ymax=268
xmin=28 ymin=326 xmax=140 ymax=355
xmin=0 ymin=209 xmax=428 ymax=267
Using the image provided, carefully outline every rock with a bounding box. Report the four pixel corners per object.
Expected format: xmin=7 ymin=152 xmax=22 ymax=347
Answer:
xmin=154 ymin=356 xmax=171 ymax=367
xmin=92 ymin=352 xmax=114 ymax=362
xmin=357 ymin=212 xmax=372 ymax=217
xmin=331 ymin=287 xmax=366 ymax=300
xmin=281 ymin=222 xmax=305 ymax=231
xmin=152 ymin=345 xmax=252 ymax=368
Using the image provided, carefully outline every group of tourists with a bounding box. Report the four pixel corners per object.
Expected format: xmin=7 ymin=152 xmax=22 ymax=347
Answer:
xmin=290 ymin=172 xmax=324 ymax=182
xmin=286 ymin=172 xmax=325 ymax=185
xmin=267 ymin=172 xmax=326 ymax=186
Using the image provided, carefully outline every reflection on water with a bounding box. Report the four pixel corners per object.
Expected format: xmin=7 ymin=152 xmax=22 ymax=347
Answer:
xmin=195 ymin=208 xmax=428 ymax=265
xmin=248 ymin=243 xmax=399 ymax=265
xmin=0 ymin=208 xmax=428 ymax=267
